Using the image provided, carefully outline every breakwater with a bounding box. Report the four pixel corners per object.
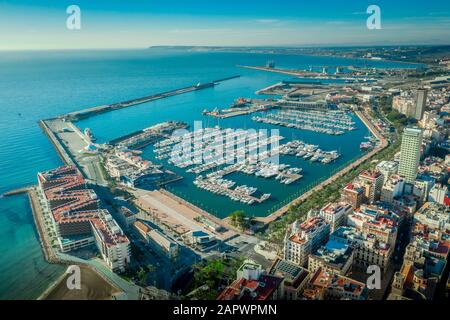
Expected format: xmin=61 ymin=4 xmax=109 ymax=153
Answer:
xmin=61 ymin=76 xmax=240 ymax=121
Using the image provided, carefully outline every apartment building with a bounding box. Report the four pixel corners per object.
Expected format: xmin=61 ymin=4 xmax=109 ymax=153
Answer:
xmin=302 ymin=268 xmax=368 ymax=300
xmin=330 ymin=226 xmax=393 ymax=272
xmin=318 ymin=202 xmax=353 ymax=233
xmin=380 ymin=174 xmax=405 ymax=204
xmin=347 ymin=205 xmax=398 ymax=247
xmin=37 ymin=165 xmax=131 ymax=272
xmin=376 ymin=161 xmax=399 ymax=183
xmin=398 ymin=127 xmax=423 ymax=183
xmin=284 ymin=217 xmax=330 ymax=267
xmin=308 ymin=239 xmax=354 ymax=276
xmin=358 ymin=170 xmax=384 ymax=203
xmin=268 ymin=259 xmax=311 ymax=300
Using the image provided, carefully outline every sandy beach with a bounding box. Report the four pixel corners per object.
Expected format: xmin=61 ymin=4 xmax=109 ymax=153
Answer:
xmin=41 ymin=265 xmax=121 ymax=300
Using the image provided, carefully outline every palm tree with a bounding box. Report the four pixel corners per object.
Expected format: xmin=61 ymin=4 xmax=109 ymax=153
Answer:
xmin=137 ymin=267 xmax=147 ymax=286
xmin=146 ymin=264 xmax=156 ymax=273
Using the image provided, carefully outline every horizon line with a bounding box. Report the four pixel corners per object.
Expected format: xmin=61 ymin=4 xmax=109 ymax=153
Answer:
xmin=2 ymin=42 xmax=450 ymax=53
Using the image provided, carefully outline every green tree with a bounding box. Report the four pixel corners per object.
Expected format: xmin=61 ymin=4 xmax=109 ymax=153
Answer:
xmin=137 ymin=266 xmax=147 ymax=286
xmin=185 ymin=257 xmax=244 ymax=300
xmin=229 ymin=210 xmax=248 ymax=230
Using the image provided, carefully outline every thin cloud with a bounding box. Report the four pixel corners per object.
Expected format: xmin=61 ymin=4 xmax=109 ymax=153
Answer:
xmin=352 ymin=11 xmax=367 ymax=15
xmin=168 ymin=28 xmax=233 ymax=34
xmin=254 ymin=19 xmax=280 ymax=24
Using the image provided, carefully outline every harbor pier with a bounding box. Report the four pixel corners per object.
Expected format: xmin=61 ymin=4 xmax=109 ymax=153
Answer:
xmin=61 ymin=76 xmax=240 ymax=121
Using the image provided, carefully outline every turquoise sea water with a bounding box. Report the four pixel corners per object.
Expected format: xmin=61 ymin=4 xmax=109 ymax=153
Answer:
xmin=0 ymin=49 xmax=419 ymax=299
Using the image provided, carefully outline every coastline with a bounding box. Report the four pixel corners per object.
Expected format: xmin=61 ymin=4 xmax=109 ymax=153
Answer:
xmin=26 ymin=184 xmax=133 ymax=300
xmin=180 ymin=47 xmax=423 ymax=67
xmin=23 ymin=52 xmax=389 ymax=299
xmin=27 ymin=186 xmax=58 ymax=263
xmin=38 ymin=267 xmax=69 ymax=300
xmin=26 ymin=186 xmax=68 ymax=299
xmin=38 ymin=264 xmax=122 ymax=300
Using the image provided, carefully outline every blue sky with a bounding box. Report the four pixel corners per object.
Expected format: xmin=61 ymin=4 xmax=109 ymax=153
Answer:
xmin=1 ymin=0 xmax=449 ymax=50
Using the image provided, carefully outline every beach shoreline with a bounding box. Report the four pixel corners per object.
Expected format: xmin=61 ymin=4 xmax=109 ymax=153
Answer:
xmin=27 ymin=185 xmax=130 ymax=300
xmin=39 ymin=264 xmax=122 ymax=300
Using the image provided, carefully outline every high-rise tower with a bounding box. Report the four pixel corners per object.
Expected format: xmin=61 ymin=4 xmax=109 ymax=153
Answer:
xmin=414 ymin=88 xmax=428 ymax=120
xmin=398 ymin=127 xmax=423 ymax=183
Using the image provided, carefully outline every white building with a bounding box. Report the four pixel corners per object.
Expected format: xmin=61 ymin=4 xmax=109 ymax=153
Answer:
xmin=319 ymin=202 xmax=353 ymax=233
xmin=376 ymin=161 xmax=399 ymax=183
xmin=414 ymin=202 xmax=450 ymax=235
xmin=284 ymin=217 xmax=330 ymax=267
xmin=330 ymin=227 xmax=393 ymax=272
xmin=380 ymin=175 xmax=405 ymax=204
xmin=134 ymin=220 xmax=179 ymax=258
xmin=413 ymin=179 xmax=434 ymax=204
xmin=398 ymin=127 xmax=423 ymax=183
xmin=92 ymin=210 xmax=131 ymax=272
xmin=428 ymin=184 xmax=448 ymax=205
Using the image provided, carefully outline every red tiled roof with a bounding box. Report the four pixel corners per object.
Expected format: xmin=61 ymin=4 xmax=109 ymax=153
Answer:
xmin=38 ymin=166 xmax=129 ymax=247
xmin=217 ymin=275 xmax=282 ymax=301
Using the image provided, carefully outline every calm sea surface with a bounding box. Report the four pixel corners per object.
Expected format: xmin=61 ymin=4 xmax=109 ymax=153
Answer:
xmin=0 ymin=49 xmax=418 ymax=299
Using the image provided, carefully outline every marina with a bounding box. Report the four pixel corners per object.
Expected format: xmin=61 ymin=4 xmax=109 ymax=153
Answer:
xmin=278 ymin=140 xmax=341 ymax=164
xmin=151 ymin=126 xmax=292 ymax=202
xmin=146 ymin=125 xmax=349 ymax=204
xmin=110 ymin=121 xmax=189 ymax=149
xmin=193 ymin=175 xmax=270 ymax=205
xmin=202 ymin=98 xmax=275 ymax=119
xmin=252 ymin=108 xmax=357 ymax=135
xmin=154 ymin=126 xmax=284 ymax=171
